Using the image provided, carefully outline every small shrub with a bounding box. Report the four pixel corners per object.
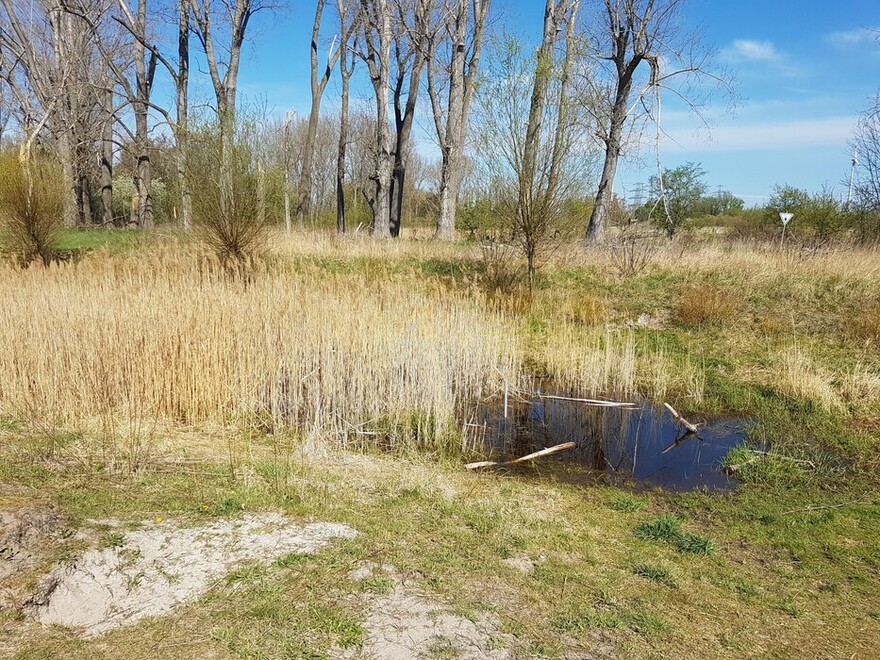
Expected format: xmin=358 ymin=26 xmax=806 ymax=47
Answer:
xmin=0 ymin=152 xmax=65 ymax=266
xmin=608 ymin=229 xmax=662 ymax=277
xmin=675 ymin=286 xmax=742 ymax=327
xmin=189 ymin=124 xmax=269 ymax=264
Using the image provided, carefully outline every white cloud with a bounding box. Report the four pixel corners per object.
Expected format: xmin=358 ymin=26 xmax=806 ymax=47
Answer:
xmin=729 ymin=39 xmax=780 ymax=61
xmin=661 ymin=116 xmax=857 ymax=153
xmin=825 ymin=26 xmax=880 ymax=47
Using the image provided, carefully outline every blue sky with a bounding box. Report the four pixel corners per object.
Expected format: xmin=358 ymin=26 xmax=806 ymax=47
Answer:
xmin=205 ymin=0 xmax=879 ymax=206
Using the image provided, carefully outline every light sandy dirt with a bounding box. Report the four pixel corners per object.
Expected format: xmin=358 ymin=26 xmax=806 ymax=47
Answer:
xmin=26 ymin=513 xmax=357 ymax=636
xmin=336 ymin=562 xmax=513 ymax=660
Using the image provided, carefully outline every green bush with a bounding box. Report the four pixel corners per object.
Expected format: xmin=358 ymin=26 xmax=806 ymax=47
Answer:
xmin=0 ymin=151 xmax=65 ymax=266
xmin=188 ymin=124 xmax=269 ymax=263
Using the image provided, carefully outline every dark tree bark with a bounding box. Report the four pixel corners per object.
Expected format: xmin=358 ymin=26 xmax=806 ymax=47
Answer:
xmin=359 ymin=0 xmax=394 ymax=237
xmin=297 ymin=0 xmax=342 ymax=227
xmin=388 ymin=0 xmax=433 ymax=238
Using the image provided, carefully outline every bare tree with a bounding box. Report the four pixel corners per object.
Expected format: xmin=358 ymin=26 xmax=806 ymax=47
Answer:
xmin=388 ymin=0 xmax=433 ymax=237
xmin=189 ymin=0 xmax=264 ymax=136
xmin=358 ymin=0 xmax=395 ymax=237
xmin=114 ymin=0 xmax=193 ymax=228
xmin=296 ymin=0 xmax=342 ymax=227
xmin=426 ymin=0 xmax=490 ymax=240
xmin=0 ymin=0 xmax=107 ymax=226
xmin=853 ymin=93 xmax=880 ymax=214
xmin=472 ymin=3 xmax=592 ymax=285
xmin=518 ymin=0 xmax=580 ymax=283
xmin=584 ymin=0 xmax=729 ymax=242
xmin=335 ymin=0 xmax=359 ymax=233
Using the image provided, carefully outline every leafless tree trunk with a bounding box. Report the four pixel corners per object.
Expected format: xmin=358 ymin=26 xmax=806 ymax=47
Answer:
xmin=283 ymin=110 xmax=294 ymax=232
xmin=336 ymin=0 xmax=359 ymax=234
xmin=520 ymin=0 xmax=580 ymax=284
xmin=426 ymin=0 xmax=490 ymax=239
xmin=177 ymin=0 xmax=191 ymax=229
xmin=131 ymin=0 xmax=155 ymax=228
xmin=584 ymin=0 xmax=728 ymax=242
xmin=386 ymin=0 xmax=433 ymax=238
xmin=296 ymin=0 xmax=342 ymax=227
xmin=360 ymin=0 xmax=394 ymax=237
xmin=96 ymin=78 xmax=114 ymax=226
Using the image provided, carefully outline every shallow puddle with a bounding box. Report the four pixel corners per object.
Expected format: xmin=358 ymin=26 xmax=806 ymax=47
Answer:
xmin=472 ymin=392 xmax=753 ymax=491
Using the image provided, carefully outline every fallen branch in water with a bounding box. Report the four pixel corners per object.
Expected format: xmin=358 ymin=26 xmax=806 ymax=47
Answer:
xmin=537 ymin=394 xmax=636 ymax=408
xmin=465 ymin=442 xmax=576 ymax=470
xmin=663 ymin=403 xmax=700 ymax=434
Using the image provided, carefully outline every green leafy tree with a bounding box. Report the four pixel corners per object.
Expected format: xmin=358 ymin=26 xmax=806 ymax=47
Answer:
xmin=649 ymin=162 xmax=708 ymax=236
xmin=765 ymin=184 xmax=842 ymax=241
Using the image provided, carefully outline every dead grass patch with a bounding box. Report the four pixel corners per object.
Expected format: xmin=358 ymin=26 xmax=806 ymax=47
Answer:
xmin=675 ymin=286 xmax=743 ymax=328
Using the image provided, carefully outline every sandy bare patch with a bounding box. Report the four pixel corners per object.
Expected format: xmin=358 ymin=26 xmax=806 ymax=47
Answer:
xmin=338 ymin=563 xmax=512 ymax=660
xmin=1 ymin=506 xmax=71 ymax=610
xmin=27 ymin=513 xmax=356 ymax=636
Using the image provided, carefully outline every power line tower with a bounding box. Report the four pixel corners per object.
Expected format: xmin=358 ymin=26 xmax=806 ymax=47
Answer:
xmin=631 ymin=182 xmax=645 ymax=210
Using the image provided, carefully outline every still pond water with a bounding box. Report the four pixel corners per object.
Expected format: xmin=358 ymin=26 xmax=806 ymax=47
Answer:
xmin=473 ymin=391 xmax=753 ymax=492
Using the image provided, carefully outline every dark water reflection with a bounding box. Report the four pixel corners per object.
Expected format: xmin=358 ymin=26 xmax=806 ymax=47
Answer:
xmin=473 ymin=393 xmax=752 ymax=491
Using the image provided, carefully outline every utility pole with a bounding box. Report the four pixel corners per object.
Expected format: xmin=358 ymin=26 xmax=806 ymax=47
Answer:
xmin=847 ymin=148 xmax=858 ymax=207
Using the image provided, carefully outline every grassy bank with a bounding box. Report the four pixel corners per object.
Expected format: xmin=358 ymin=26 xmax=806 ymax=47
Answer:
xmin=0 ymin=232 xmax=878 ymax=658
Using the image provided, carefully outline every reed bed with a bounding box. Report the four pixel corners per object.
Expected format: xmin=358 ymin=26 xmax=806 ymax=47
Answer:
xmin=0 ymin=247 xmax=518 ymax=452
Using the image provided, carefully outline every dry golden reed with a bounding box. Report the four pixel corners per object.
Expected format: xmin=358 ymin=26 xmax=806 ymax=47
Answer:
xmin=0 ymin=247 xmax=518 ymax=451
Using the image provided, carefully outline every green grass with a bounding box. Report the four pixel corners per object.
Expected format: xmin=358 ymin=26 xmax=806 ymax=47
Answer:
xmin=56 ymin=228 xmax=148 ymax=253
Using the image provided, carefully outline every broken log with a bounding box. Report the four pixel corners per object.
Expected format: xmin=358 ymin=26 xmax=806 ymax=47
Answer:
xmin=663 ymin=403 xmax=700 ymax=434
xmin=465 ymin=442 xmax=576 ymax=470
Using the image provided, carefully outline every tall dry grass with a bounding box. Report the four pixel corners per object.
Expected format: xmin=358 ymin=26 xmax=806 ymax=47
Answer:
xmin=0 ymin=245 xmax=518 ymax=452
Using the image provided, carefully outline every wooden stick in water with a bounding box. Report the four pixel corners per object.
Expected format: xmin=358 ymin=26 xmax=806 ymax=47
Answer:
xmin=465 ymin=442 xmax=576 ymax=470
xmin=663 ymin=402 xmax=700 ymax=434
xmin=538 ymin=394 xmax=636 ymax=408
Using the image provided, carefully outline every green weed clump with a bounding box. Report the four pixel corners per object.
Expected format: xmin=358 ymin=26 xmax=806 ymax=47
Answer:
xmin=609 ymin=493 xmax=647 ymax=512
xmin=634 ymin=514 xmax=683 ymax=542
xmin=675 ymin=286 xmax=742 ymax=328
xmin=632 ymin=563 xmax=678 ymax=588
xmin=634 ymin=514 xmax=715 ymax=555
xmin=0 ymin=152 xmax=65 ymax=266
